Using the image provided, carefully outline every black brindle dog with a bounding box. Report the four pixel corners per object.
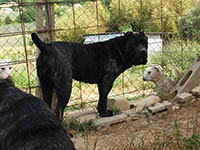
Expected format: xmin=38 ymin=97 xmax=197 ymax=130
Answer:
xmin=32 ymin=32 xmax=148 ymax=120
xmin=0 ymin=79 xmax=75 ymax=150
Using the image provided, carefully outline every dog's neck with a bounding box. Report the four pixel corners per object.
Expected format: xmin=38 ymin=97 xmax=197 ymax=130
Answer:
xmin=153 ymin=73 xmax=165 ymax=86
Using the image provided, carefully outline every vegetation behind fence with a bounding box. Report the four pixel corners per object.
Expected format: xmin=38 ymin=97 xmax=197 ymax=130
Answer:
xmin=0 ymin=0 xmax=199 ymax=108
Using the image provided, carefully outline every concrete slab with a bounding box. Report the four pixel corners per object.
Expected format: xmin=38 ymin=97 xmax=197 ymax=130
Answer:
xmin=76 ymin=113 xmax=97 ymax=123
xmin=122 ymin=108 xmax=137 ymax=116
xmin=64 ymin=108 xmax=97 ymax=122
xmin=149 ymin=101 xmax=172 ymax=113
xmin=175 ymin=92 xmax=193 ymax=103
xmin=162 ymin=100 xmax=173 ymax=109
xmin=173 ymin=55 xmax=200 ymax=100
xmin=93 ymin=113 xmax=127 ymax=127
xmin=129 ymin=95 xmax=161 ymax=112
xmin=149 ymin=103 xmax=166 ymax=113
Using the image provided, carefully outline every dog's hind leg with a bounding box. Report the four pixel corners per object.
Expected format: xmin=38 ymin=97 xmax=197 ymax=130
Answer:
xmin=54 ymin=77 xmax=72 ymax=121
xmin=39 ymin=77 xmax=54 ymax=109
xmin=97 ymin=81 xmax=114 ymax=117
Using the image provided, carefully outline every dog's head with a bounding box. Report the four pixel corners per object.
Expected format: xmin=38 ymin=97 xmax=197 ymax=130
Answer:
xmin=143 ymin=64 xmax=163 ymax=83
xmin=0 ymin=59 xmax=12 ymax=80
xmin=0 ymin=59 xmax=14 ymax=88
xmin=0 ymin=79 xmax=15 ymax=88
xmin=124 ymin=32 xmax=148 ymax=66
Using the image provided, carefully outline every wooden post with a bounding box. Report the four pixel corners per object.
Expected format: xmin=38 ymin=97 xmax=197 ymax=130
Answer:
xmin=35 ymin=0 xmax=57 ymax=111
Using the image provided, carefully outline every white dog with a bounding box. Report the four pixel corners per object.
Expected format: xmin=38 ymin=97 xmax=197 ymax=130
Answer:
xmin=143 ymin=64 xmax=175 ymax=100
xmin=0 ymin=59 xmax=12 ymax=79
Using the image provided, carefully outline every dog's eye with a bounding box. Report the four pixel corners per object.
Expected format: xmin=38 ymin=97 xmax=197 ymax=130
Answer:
xmin=9 ymin=67 xmax=12 ymax=69
xmin=1 ymin=68 xmax=5 ymax=70
xmin=148 ymin=71 xmax=151 ymax=74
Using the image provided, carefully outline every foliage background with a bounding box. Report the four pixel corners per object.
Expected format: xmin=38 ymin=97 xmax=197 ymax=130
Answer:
xmin=0 ymin=0 xmax=199 ymax=105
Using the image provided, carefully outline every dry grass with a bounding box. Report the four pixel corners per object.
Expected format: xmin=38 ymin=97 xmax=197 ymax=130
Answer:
xmin=71 ymin=99 xmax=200 ymax=150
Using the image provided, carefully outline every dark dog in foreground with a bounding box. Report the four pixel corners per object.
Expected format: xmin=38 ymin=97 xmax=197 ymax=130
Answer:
xmin=32 ymin=32 xmax=148 ymax=120
xmin=0 ymin=79 xmax=75 ymax=150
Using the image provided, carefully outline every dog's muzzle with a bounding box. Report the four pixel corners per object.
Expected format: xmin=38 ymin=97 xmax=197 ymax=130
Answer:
xmin=140 ymin=48 xmax=147 ymax=53
xmin=139 ymin=49 xmax=147 ymax=64
xmin=7 ymin=74 xmax=12 ymax=79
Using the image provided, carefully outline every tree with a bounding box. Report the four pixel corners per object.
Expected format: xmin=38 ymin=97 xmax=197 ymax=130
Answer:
xmin=108 ymin=0 xmax=159 ymax=32
xmin=4 ymin=16 xmax=12 ymax=24
xmin=15 ymin=6 xmax=35 ymax=23
xmin=179 ymin=1 xmax=200 ymax=42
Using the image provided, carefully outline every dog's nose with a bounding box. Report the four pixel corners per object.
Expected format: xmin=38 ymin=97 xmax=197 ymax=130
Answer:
xmin=143 ymin=77 xmax=146 ymax=81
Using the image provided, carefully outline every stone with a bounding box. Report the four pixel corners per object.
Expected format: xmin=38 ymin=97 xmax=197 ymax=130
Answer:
xmin=64 ymin=108 xmax=97 ymax=122
xmin=129 ymin=95 xmax=160 ymax=108
xmin=93 ymin=113 xmax=127 ymax=127
xmin=173 ymin=55 xmax=200 ymax=100
xmin=175 ymin=92 xmax=193 ymax=103
xmin=128 ymin=114 xmax=142 ymax=121
xmin=107 ymin=97 xmax=130 ymax=111
xmin=149 ymin=100 xmax=172 ymax=113
xmin=149 ymin=103 xmax=166 ymax=113
xmin=191 ymin=85 xmax=200 ymax=97
xmin=162 ymin=100 xmax=173 ymax=109
xmin=76 ymin=113 xmax=97 ymax=123
xmin=172 ymin=104 xmax=180 ymax=111
xmin=122 ymin=108 xmax=137 ymax=116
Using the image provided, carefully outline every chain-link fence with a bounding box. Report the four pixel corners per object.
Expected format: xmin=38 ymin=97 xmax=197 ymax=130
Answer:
xmin=0 ymin=0 xmax=199 ymax=109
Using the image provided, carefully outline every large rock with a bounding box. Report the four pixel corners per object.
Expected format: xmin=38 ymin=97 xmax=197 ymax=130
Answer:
xmin=64 ymin=108 xmax=97 ymax=122
xmin=191 ymin=85 xmax=200 ymax=97
xmin=107 ymin=97 xmax=130 ymax=111
xmin=129 ymin=95 xmax=161 ymax=112
xmin=174 ymin=92 xmax=193 ymax=103
xmin=149 ymin=101 xmax=172 ymax=113
xmin=76 ymin=113 xmax=97 ymax=123
xmin=93 ymin=113 xmax=127 ymax=128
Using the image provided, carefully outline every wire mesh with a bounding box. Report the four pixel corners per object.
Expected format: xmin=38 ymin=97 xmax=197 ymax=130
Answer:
xmin=0 ymin=0 xmax=199 ymax=109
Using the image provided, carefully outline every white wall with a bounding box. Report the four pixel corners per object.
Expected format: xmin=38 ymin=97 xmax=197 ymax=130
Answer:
xmin=83 ymin=33 xmax=162 ymax=54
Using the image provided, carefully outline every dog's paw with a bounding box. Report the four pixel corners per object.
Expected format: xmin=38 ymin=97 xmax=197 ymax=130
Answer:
xmin=99 ymin=110 xmax=113 ymax=117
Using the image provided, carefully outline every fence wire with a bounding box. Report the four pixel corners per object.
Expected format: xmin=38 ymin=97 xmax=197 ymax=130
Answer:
xmin=0 ymin=0 xmax=199 ymax=109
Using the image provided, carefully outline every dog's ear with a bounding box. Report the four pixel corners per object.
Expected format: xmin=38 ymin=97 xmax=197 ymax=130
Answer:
xmin=153 ymin=65 xmax=163 ymax=73
xmin=139 ymin=31 xmax=145 ymax=36
xmin=124 ymin=32 xmax=133 ymax=36
xmin=139 ymin=31 xmax=148 ymax=40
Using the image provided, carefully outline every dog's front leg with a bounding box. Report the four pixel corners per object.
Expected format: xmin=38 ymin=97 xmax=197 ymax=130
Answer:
xmin=97 ymin=81 xmax=114 ymax=117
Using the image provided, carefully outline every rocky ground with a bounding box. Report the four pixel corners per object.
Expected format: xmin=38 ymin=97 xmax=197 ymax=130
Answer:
xmin=71 ymin=98 xmax=200 ymax=150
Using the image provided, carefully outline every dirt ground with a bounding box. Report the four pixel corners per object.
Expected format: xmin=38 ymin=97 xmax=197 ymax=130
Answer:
xmin=71 ymin=98 xmax=200 ymax=150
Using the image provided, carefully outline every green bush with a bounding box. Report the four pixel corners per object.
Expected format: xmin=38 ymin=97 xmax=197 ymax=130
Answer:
xmin=149 ymin=39 xmax=200 ymax=81
xmin=4 ymin=16 xmax=12 ymax=24
xmin=107 ymin=0 xmax=197 ymax=32
xmin=148 ymin=0 xmax=196 ymax=32
xmin=56 ymin=2 xmax=110 ymax=42
xmin=108 ymin=0 xmax=142 ymax=31
xmin=15 ymin=6 xmax=35 ymax=23
xmin=179 ymin=1 xmax=200 ymax=42
xmin=101 ymin=0 xmax=110 ymax=9
xmin=108 ymin=0 xmax=169 ymax=32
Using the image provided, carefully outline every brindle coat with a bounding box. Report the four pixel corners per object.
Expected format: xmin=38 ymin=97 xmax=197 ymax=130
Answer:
xmin=32 ymin=32 xmax=148 ymax=120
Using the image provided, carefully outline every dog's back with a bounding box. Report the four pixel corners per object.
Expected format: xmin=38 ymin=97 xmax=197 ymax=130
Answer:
xmin=0 ymin=79 xmax=75 ymax=150
xmin=31 ymin=32 xmax=148 ymax=119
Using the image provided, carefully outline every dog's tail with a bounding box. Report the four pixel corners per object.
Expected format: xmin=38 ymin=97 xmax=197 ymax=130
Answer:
xmin=31 ymin=33 xmax=47 ymax=52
